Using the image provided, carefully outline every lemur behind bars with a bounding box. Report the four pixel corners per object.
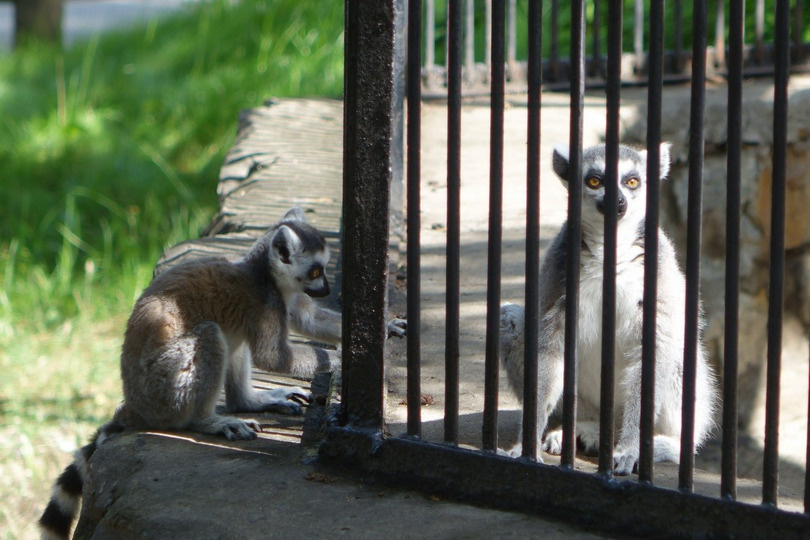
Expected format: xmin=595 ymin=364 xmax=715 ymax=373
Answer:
xmin=500 ymin=143 xmax=718 ymax=475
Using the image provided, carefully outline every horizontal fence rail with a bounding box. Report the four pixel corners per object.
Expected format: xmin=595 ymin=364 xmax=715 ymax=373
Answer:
xmin=325 ymin=0 xmax=810 ymax=537
xmin=419 ymin=0 xmax=810 ymax=93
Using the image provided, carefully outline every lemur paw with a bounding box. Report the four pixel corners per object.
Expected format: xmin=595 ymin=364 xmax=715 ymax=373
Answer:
xmin=217 ymin=417 xmax=261 ymax=441
xmin=387 ymin=318 xmax=407 ymax=339
xmin=256 ymin=387 xmax=312 ymax=415
xmin=542 ymin=430 xmax=563 ymax=455
xmin=613 ymin=445 xmax=639 ymax=476
xmin=498 ymin=443 xmax=545 ymax=463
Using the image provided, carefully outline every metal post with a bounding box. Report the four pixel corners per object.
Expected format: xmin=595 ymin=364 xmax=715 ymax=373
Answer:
xmin=562 ymin=0 xmax=586 ymax=470
xmin=721 ymin=0 xmax=744 ymax=501
xmin=445 ymin=0 xmax=462 ymax=445
xmin=482 ymin=0 xmax=505 ymax=453
xmin=599 ymin=0 xmax=622 ymax=478
xmin=341 ymin=0 xmax=397 ymax=429
xmin=406 ymin=0 xmax=423 ymax=439
xmin=522 ymin=0 xmax=542 ymax=461
xmin=639 ymin=0 xmax=665 ymax=484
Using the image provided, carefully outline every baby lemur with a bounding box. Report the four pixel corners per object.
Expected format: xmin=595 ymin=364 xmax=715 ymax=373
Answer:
xmin=500 ymin=143 xmax=717 ymax=475
xmin=40 ymin=207 xmax=393 ymax=539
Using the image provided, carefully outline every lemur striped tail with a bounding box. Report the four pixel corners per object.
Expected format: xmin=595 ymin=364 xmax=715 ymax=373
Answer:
xmin=38 ymin=422 xmax=123 ymax=540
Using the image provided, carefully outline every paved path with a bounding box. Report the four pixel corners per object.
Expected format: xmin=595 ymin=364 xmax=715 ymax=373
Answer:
xmin=0 ymin=0 xmax=198 ymax=50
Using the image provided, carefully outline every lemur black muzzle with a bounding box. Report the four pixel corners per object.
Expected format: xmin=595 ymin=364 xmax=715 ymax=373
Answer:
xmin=596 ymin=194 xmax=627 ymax=218
xmin=305 ymin=279 xmax=330 ymax=298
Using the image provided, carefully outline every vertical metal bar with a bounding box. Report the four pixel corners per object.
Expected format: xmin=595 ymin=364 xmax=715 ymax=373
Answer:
xmin=426 ymin=0 xmax=435 ymax=69
xmin=406 ymin=0 xmax=423 ymax=439
xmin=445 ymin=0 xmax=462 ymax=446
xmin=715 ymin=0 xmax=726 ymax=70
xmin=591 ymin=0 xmax=602 ymax=76
xmin=763 ymin=0 xmax=790 ymax=508
xmin=794 ymin=0 xmax=804 ymax=64
xmin=465 ymin=0 xmax=474 ymax=69
xmin=639 ymin=0 xmax=665 ymax=484
xmin=634 ymin=0 xmax=644 ymax=73
xmin=522 ymin=0 xmax=542 ymax=462
xmin=341 ymin=0 xmax=396 ymax=429
xmin=599 ymin=0 xmax=622 ymax=478
xmin=721 ymin=0 xmax=744 ymax=501
xmin=674 ymin=0 xmax=684 ymax=73
xmin=482 ymin=0 xmax=505 ymax=453
xmin=551 ymin=0 xmax=560 ymax=80
xmin=806 ymin=343 xmax=810 ymax=512
xmin=679 ymin=0 xmax=707 ymax=493
xmin=561 ymin=0 xmax=586 ymax=470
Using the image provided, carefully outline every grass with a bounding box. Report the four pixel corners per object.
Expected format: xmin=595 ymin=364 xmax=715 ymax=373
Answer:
xmin=0 ymin=1 xmax=343 ymax=537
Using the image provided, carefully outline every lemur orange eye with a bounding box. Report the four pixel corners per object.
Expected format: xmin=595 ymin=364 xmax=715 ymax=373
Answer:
xmin=309 ymin=267 xmax=322 ymax=279
xmin=625 ymin=177 xmax=640 ymax=189
xmin=586 ymin=176 xmax=602 ymax=189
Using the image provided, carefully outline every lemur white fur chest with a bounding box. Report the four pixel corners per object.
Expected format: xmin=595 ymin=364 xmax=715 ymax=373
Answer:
xmin=499 ymin=143 xmax=718 ymax=475
xmin=576 ymin=224 xmax=646 ymax=413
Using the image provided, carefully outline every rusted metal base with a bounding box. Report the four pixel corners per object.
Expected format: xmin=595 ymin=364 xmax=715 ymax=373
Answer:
xmin=320 ymin=413 xmax=810 ymax=539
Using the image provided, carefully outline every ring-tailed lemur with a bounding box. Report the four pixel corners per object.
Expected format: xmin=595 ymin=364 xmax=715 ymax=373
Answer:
xmin=39 ymin=207 xmax=406 ymax=539
xmin=500 ymin=144 xmax=717 ymax=475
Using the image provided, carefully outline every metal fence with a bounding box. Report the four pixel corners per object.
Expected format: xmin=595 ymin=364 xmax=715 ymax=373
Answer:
xmin=324 ymin=0 xmax=810 ymax=536
xmin=420 ymin=0 xmax=810 ymax=92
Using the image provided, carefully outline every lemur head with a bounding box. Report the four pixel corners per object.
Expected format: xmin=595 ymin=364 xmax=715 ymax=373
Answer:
xmin=267 ymin=207 xmax=331 ymax=298
xmin=552 ymin=143 xmax=671 ymax=236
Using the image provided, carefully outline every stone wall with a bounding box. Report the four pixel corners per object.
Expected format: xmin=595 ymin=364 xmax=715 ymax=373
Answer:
xmin=621 ymin=80 xmax=810 ymax=427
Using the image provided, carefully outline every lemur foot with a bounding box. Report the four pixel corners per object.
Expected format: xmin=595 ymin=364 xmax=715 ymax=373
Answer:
xmin=255 ymin=387 xmax=311 ymax=415
xmin=387 ymin=318 xmax=407 ymax=339
xmin=196 ymin=416 xmax=261 ymax=441
xmin=612 ymin=444 xmax=639 ymax=476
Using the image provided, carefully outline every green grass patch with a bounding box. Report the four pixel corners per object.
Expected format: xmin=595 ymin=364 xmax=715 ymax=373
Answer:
xmin=0 ymin=1 xmax=343 ymax=536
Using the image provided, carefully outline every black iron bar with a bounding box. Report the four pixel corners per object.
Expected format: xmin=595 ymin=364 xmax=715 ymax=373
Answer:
xmin=561 ymin=0 xmax=586 ymax=469
xmin=678 ymin=0 xmax=707 ymax=493
xmin=721 ymin=0 xmax=744 ymax=501
xmin=795 ymin=0 xmax=805 ymax=64
xmin=763 ymin=0 xmax=789 ymax=508
xmin=591 ymin=0 xmax=601 ymax=77
xmin=639 ymin=0 xmax=665 ymax=484
xmin=445 ymin=0 xmax=462 ymax=446
xmin=806 ymin=342 xmax=810 ymax=512
xmin=598 ymin=0 xmax=622 ymax=478
xmin=551 ymin=0 xmax=560 ymax=81
xmin=674 ymin=0 xmax=684 ymax=73
xmin=406 ymin=0 xmax=423 ymax=438
xmin=482 ymin=0 xmax=506 ymax=453
xmin=522 ymin=0 xmax=542 ymax=462
xmin=340 ymin=0 xmax=395 ymax=429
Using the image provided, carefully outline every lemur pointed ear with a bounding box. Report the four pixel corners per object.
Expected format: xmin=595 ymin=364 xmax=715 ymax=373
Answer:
xmin=281 ymin=207 xmax=306 ymax=223
xmin=552 ymin=145 xmax=570 ymax=182
xmin=271 ymin=225 xmax=301 ymax=264
xmin=659 ymin=142 xmax=672 ymax=179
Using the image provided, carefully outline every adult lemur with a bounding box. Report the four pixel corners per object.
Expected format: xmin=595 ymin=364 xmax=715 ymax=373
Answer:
xmin=500 ymin=143 xmax=717 ymax=475
xmin=40 ymin=207 xmax=405 ymax=539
